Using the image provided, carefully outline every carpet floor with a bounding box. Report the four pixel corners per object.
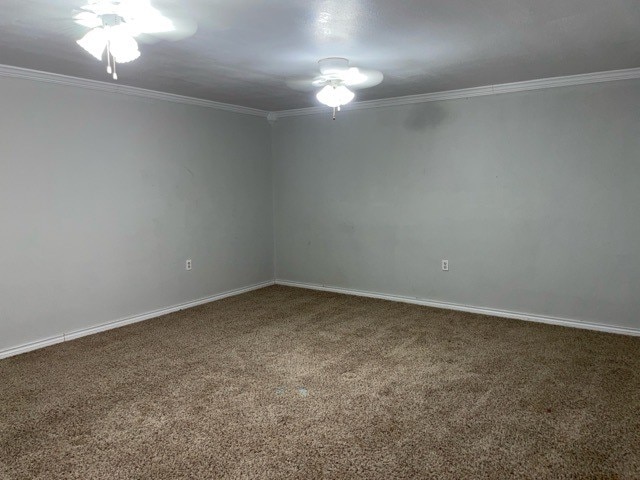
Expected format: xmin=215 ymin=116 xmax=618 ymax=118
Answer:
xmin=1 ymin=285 xmax=639 ymax=479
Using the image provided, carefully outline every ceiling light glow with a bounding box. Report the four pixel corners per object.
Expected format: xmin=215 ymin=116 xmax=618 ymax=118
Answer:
xmin=77 ymin=28 xmax=109 ymax=61
xmin=108 ymin=27 xmax=140 ymax=63
xmin=316 ymin=84 xmax=355 ymax=108
xmin=343 ymin=67 xmax=368 ymax=86
xmin=74 ymin=11 xmax=103 ymax=28
xmin=74 ymin=0 xmax=180 ymax=80
xmin=77 ymin=27 xmax=140 ymax=64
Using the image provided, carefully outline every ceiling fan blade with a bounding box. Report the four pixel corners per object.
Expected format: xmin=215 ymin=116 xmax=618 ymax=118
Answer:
xmin=286 ymin=78 xmax=323 ymax=92
xmin=134 ymin=16 xmax=198 ymax=43
xmin=156 ymin=16 xmax=197 ymax=40
xmin=113 ymin=0 xmax=199 ymax=39
xmin=123 ymin=15 xmax=173 ymax=35
xmin=343 ymin=68 xmax=384 ymax=89
xmin=77 ymin=28 xmax=107 ymax=60
xmin=73 ymin=11 xmax=102 ymax=28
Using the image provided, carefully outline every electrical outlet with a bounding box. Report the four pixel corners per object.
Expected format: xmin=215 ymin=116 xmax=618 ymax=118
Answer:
xmin=186 ymin=259 xmax=192 ymax=271
xmin=442 ymin=259 xmax=449 ymax=271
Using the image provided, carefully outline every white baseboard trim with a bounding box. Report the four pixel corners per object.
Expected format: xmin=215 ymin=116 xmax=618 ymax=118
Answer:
xmin=0 ymin=335 xmax=68 ymax=360
xmin=276 ymin=280 xmax=640 ymax=337
xmin=0 ymin=280 xmax=275 ymax=360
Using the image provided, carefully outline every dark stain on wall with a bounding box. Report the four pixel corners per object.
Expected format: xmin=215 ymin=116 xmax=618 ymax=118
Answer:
xmin=403 ymin=103 xmax=447 ymax=131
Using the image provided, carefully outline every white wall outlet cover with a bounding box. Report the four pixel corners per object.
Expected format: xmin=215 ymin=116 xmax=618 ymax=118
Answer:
xmin=186 ymin=259 xmax=192 ymax=270
xmin=442 ymin=260 xmax=449 ymax=271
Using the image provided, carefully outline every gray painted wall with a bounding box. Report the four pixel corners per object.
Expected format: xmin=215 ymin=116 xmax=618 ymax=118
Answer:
xmin=2 ymin=76 xmax=639 ymax=354
xmin=273 ymin=80 xmax=640 ymax=330
xmin=0 ymin=77 xmax=273 ymax=352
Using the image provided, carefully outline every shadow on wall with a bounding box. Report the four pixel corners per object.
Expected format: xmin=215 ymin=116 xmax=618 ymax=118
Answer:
xmin=403 ymin=103 xmax=447 ymax=131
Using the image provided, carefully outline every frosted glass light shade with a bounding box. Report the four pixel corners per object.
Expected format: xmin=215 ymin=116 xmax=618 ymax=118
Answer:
xmin=109 ymin=29 xmax=140 ymax=63
xmin=316 ymin=85 xmax=355 ymax=108
xmin=77 ymin=28 xmax=108 ymax=60
xmin=77 ymin=26 xmax=140 ymax=64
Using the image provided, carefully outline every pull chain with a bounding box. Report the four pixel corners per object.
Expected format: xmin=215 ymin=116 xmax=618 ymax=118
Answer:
xmin=106 ymin=41 xmax=112 ymax=75
xmin=105 ymin=40 xmax=117 ymax=80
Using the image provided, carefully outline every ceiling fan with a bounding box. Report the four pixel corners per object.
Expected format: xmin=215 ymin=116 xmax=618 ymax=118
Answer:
xmin=287 ymin=58 xmax=383 ymax=119
xmin=73 ymin=0 xmax=197 ymax=80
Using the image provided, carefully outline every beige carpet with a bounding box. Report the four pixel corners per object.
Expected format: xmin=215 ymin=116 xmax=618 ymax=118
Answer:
xmin=1 ymin=286 xmax=639 ymax=479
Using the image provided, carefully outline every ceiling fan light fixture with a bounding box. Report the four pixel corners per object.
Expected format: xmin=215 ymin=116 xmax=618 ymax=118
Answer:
xmin=73 ymin=0 xmax=195 ymax=80
xmin=316 ymin=84 xmax=355 ymax=108
xmin=108 ymin=30 xmax=140 ymax=63
xmin=287 ymin=58 xmax=382 ymax=119
xmin=77 ymin=27 xmax=108 ymax=61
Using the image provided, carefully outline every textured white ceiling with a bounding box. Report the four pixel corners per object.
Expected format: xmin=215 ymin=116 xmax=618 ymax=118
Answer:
xmin=1 ymin=0 xmax=639 ymax=111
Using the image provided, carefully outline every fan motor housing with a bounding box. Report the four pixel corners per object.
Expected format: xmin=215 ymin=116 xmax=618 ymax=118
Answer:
xmin=318 ymin=57 xmax=350 ymax=75
xmin=100 ymin=13 xmax=122 ymax=27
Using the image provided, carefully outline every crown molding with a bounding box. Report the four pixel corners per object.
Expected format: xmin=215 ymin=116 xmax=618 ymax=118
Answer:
xmin=3 ymin=63 xmax=640 ymax=121
xmin=0 ymin=64 xmax=269 ymax=118
xmin=270 ymin=67 xmax=640 ymax=119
